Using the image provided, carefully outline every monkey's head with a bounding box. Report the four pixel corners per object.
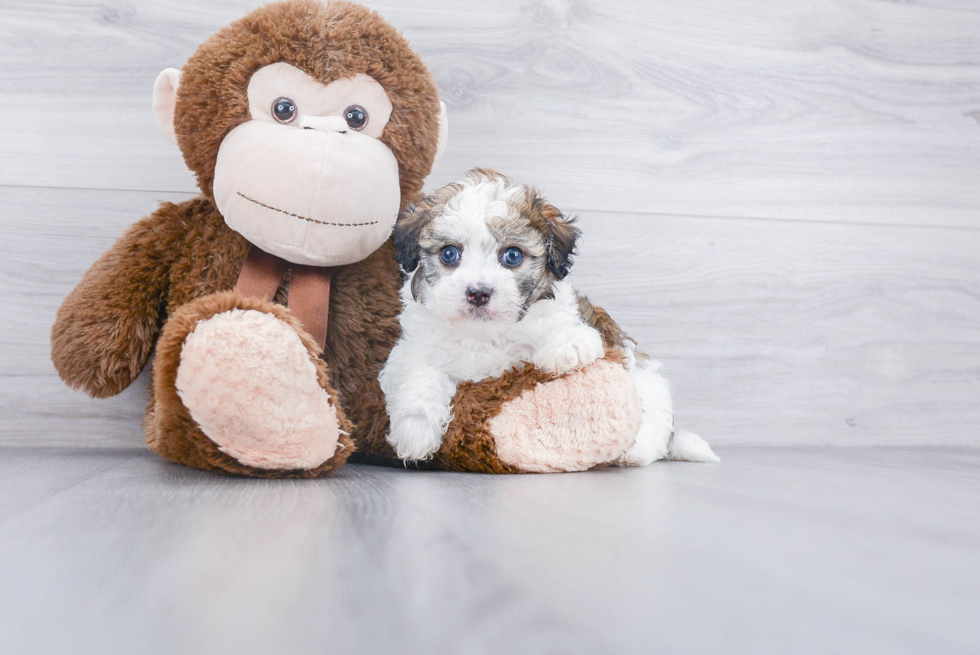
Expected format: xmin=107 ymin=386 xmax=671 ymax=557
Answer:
xmin=151 ymin=0 xmax=447 ymax=267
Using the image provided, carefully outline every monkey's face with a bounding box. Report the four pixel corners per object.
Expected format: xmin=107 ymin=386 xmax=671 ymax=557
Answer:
xmin=211 ymin=63 xmax=401 ymax=267
xmin=153 ymin=1 xmax=448 ymax=266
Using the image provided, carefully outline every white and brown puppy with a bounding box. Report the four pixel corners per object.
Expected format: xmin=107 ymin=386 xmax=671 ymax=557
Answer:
xmin=380 ymin=169 xmax=718 ymax=465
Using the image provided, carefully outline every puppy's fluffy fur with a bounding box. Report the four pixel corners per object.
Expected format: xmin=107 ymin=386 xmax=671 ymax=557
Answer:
xmin=380 ymin=169 xmax=718 ymax=465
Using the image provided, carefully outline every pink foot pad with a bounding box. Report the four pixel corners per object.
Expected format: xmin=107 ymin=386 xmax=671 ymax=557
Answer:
xmin=175 ymin=309 xmax=341 ymax=470
xmin=490 ymin=358 xmax=641 ymax=472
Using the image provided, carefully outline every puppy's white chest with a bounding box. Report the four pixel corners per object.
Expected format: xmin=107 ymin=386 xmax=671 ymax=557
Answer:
xmin=439 ymin=328 xmax=534 ymax=383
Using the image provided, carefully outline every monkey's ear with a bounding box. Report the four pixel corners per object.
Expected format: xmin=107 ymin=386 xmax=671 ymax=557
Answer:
xmin=540 ymin=203 xmax=580 ymax=280
xmin=393 ymin=206 xmax=427 ymax=273
xmin=434 ymin=101 xmax=449 ymax=163
xmin=152 ymin=68 xmax=182 ymax=144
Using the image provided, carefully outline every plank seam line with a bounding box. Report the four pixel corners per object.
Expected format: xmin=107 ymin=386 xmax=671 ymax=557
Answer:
xmin=1 ymin=183 xmax=977 ymax=234
xmin=564 ymin=206 xmax=980 ymax=233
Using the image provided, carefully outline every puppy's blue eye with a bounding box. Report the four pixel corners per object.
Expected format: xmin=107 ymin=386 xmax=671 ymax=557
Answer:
xmin=500 ymin=247 xmax=524 ymax=267
xmin=440 ymin=245 xmax=460 ymax=265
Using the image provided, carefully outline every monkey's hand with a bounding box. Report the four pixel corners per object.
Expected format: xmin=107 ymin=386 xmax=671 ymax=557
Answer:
xmin=531 ymin=324 xmax=605 ymax=376
xmin=51 ymin=205 xmax=187 ymax=398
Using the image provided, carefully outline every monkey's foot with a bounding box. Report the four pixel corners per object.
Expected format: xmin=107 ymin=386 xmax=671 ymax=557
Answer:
xmin=147 ymin=291 xmax=352 ymax=477
xmin=489 ymin=357 xmax=641 ymax=472
xmin=176 ymin=308 xmax=342 ymax=469
xmin=429 ymin=351 xmax=641 ymax=473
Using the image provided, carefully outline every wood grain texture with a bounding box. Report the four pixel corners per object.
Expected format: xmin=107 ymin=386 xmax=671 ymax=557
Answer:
xmin=569 ymin=210 xmax=980 ymax=446
xmin=3 ymin=185 xmax=977 ymax=447
xmin=0 ymin=0 xmax=978 ymax=225
xmin=0 ymin=446 xmax=977 ymax=655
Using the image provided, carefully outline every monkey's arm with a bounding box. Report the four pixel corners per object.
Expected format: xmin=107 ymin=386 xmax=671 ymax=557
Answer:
xmin=51 ymin=203 xmax=189 ymax=398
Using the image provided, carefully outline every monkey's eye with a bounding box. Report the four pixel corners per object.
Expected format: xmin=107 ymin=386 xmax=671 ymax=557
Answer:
xmin=500 ymin=247 xmax=524 ymax=267
xmin=272 ymin=97 xmax=297 ymax=124
xmin=440 ymin=245 xmax=461 ymax=266
xmin=344 ymin=104 xmax=368 ymax=131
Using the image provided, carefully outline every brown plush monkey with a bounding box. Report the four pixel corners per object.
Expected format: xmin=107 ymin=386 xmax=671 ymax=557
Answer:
xmin=52 ymin=0 xmax=444 ymax=477
xmin=52 ymin=0 xmax=649 ymax=477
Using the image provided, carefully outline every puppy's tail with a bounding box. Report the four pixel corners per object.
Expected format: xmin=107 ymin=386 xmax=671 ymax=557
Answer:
xmin=667 ymin=430 xmax=720 ymax=463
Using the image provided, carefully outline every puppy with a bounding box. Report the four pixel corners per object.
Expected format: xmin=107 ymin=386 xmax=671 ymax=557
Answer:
xmin=380 ymin=169 xmax=718 ymax=465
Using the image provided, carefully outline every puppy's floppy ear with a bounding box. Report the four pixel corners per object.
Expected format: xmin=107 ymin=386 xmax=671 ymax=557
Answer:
xmin=393 ymin=204 xmax=427 ymax=273
xmin=537 ymin=201 xmax=580 ymax=280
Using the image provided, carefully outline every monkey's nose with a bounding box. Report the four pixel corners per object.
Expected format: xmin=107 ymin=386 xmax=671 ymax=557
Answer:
xmin=297 ymin=115 xmax=349 ymax=133
xmin=465 ymin=284 xmax=493 ymax=307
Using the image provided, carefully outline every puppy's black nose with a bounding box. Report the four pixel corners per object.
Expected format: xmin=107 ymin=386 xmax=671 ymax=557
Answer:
xmin=466 ymin=284 xmax=493 ymax=307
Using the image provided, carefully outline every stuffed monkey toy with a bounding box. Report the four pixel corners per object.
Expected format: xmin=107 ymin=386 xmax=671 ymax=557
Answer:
xmin=52 ymin=0 xmax=651 ymax=477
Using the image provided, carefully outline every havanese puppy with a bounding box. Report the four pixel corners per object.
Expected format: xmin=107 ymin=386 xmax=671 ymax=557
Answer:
xmin=380 ymin=168 xmax=718 ymax=465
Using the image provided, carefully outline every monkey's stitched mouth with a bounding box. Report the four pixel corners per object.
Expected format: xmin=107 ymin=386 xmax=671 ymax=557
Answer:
xmin=236 ymin=192 xmax=379 ymax=227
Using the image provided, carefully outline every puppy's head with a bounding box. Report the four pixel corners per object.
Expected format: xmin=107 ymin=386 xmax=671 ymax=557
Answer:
xmin=394 ymin=168 xmax=580 ymax=323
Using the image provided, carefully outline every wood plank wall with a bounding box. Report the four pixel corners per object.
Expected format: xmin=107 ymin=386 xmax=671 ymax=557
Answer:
xmin=1 ymin=0 xmax=978 ymax=447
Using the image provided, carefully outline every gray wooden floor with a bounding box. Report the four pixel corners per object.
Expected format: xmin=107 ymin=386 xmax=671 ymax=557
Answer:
xmin=2 ymin=1 xmax=979 ymax=653
xmin=0 ymin=445 xmax=977 ymax=655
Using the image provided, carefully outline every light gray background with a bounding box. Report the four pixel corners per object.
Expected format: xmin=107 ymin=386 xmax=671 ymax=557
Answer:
xmin=0 ymin=1 xmax=978 ymax=654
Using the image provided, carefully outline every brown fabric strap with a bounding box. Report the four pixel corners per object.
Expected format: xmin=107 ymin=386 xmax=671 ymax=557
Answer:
xmin=235 ymin=245 xmax=333 ymax=351
xmin=287 ymin=264 xmax=333 ymax=351
xmin=235 ymin=245 xmax=287 ymax=302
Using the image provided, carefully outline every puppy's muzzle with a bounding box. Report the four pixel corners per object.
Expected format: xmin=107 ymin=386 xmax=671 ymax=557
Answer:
xmin=465 ymin=284 xmax=493 ymax=308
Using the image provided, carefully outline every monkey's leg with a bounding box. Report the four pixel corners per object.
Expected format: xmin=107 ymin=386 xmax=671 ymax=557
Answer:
xmin=146 ymin=291 xmax=353 ymax=478
xmin=428 ymin=349 xmax=641 ymax=474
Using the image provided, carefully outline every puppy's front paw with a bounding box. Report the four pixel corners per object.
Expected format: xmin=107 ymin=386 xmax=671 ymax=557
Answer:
xmin=533 ymin=328 xmax=604 ymax=376
xmin=387 ymin=412 xmax=446 ymax=462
